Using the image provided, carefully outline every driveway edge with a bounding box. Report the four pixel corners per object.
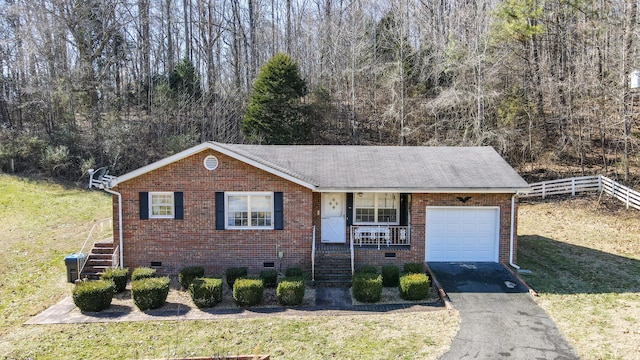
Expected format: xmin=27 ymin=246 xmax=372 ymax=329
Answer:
xmin=425 ymin=264 xmax=454 ymax=310
xmin=502 ymin=264 xmax=539 ymax=297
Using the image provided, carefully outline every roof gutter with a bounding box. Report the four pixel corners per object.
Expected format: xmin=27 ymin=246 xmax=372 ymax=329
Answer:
xmin=88 ymin=168 xmax=123 ymax=269
xmin=318 ymin=187 xmax=531 ymax=194
xmin=509 ymin=193 xmax=533 ymax=274
xmin=103 ymin=188 xmax=124 ymax=269
xmin=509 ymin=194 xmax=519 ymax=270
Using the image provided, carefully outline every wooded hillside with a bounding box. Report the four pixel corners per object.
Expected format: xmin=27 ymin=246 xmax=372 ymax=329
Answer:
xmin=0 ymin=0 xmax=638 ymax=185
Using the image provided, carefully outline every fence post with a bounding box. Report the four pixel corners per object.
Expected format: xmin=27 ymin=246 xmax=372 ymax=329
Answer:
xmin=571 ymin=178 xmax=576 ymax=196
xmin=627 ymin=188 xmax=630 ymax=209
xmin=542 ymin=183 xmax=546 ymax=199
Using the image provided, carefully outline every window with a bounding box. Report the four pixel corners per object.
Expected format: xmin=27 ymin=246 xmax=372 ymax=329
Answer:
xmin=354 ymin=192 xmax=398 ymax=224
xmin=149 ymin=192 xmax=174 ymax=218
xmin=226 ymin=192 xmax=274 ymax=229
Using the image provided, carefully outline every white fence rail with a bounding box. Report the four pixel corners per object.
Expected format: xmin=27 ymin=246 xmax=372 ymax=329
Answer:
xmin=601 ymin=176 xmax=640 ymax=210
xmin=522 ymin=175 xmax=640 ymax=210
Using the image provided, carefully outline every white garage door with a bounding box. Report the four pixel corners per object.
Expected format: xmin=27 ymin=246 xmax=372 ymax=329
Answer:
xmin=426 ymin=207 xmax=499 ymax=262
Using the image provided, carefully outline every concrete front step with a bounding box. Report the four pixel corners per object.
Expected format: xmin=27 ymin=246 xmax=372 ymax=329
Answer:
xmin=314 ymin=279 xmax=352 ymax=288
xmin=314 ymin=245 xmax=352 ymax=287
xmin=315 ymin=273 xmax=352 ymax=281
xmin=91 ymin=248 xmax=115 ymax=255
xmin=315 ymin=267 xmax=351 ymax=275
xmin=86 ymin=260 xmax=113 ymax=267
xmin=82 ymin=265 xmax=111 ymax=276
xmin=79 ymin=241 xmax=116 ymax=279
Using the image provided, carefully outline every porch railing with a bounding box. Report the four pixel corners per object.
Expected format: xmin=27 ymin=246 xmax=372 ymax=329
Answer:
xmin=350 ymin=227 xmax=355 ymax=275
xmin=351 ymin=225 xmax=411 ymax=249
xmin=111 ymin=246 xmax=120 ymax=268
xmin=311 ymin=226 xmax=316 ymax=282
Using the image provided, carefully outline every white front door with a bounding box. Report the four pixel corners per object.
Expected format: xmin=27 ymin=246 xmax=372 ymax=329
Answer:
xmin=321 ymin=193 xmax=346 ymax=243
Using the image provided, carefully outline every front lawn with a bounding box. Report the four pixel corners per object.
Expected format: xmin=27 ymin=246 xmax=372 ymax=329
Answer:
xmin=518 ymin=197 xmax=640 ymax=360
xmin=0 ymin=174 xmax=459 ymax=359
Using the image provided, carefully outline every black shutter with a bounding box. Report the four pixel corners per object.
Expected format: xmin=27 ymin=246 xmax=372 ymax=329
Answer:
xmin=139 ymin=192 xmax=149 ymax=220
xmin=215 ymin=192 xmax=225 ymax=230
xmin=346 ymin=193 xmax=353 ymax=226
xmin=399 ymin=193 xmax=409 ymax=226
xmin=174 ymin=192 xmax=184 ymax=220
xmin=274 ymin=192 xmax=284 ymax=230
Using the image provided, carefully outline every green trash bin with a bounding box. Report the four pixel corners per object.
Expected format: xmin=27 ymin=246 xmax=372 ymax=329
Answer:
xmin=64 ymin=253 xmax=85 ymax=283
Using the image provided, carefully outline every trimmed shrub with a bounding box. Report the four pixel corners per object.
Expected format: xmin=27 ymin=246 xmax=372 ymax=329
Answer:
xmin=352 ymin=273 xmax=383 ymax=303
xmin=399 ymin=273 xmax=431 ymax=300
xmin=179 ymin=266 xmax=205 ymax=290
xmin=233 ymin=278 xmax=264 ymax=306
xmin=131 ymin=276 xmax=170 ymax=311
xmin=72 ymin=280 xmax=115 ymax=312
xmin=100 ymin=267 xmax=129 ymax=293
xmin=259 ymin=269 xmax=278 ymax=288
xmin=276 ymin=277 xmax=305 ymax=306
xmin=131 ymin=267 xmax=157 ymax=281
xmin=381 ymin=265 xmax=400 ymax=287
xmin=189 ymin=277 xmax=223 ymax=308
xmin=284 ymin=267 xmax=303 ymax=278
xmin=225 ymin=267 xmax=248 ymax=288
xmin=403 ymin=262 xmax=425 ymax=274
xmin=357 ymin=265 xmax=378 ymax=274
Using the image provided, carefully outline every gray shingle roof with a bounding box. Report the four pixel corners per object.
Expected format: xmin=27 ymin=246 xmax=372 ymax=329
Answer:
xmin=213 ymin=142 xmax=529 ymax=192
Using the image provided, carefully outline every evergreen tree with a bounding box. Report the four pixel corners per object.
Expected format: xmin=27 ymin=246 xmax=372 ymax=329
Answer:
xmin=242 ymin=53 xmax=309 ymax=144
xmin=169 ymin=58 xmax=201 ymax=99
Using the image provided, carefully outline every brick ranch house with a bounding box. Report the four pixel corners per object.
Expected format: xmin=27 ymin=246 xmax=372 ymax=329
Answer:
xmin=88 ymin=142 xmax=529 ymax=283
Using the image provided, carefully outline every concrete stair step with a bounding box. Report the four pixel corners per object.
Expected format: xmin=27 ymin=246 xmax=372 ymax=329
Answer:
xmin=87 ymin=259 xmax=113 ymax=267
xmin=88 ymin=253 xmax=113 ymax=260
xmin=91 ymin=248 xmax=115 ymax=255
xmin=315 ymin=267 xmax=351 ymax=274
xmin=316 ymin=261 xmax=351 ymax=269
xmin=94 ymin=241 xmax=115 ymax=248
xmin=314 ymin=279 xmax=352 ymax=288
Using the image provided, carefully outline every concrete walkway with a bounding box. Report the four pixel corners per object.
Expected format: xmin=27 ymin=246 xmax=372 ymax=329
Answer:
xmin=429 ymin=262 xmax=579 ymax=360
xmin=25 ymin=287 xmax=442 ymax=325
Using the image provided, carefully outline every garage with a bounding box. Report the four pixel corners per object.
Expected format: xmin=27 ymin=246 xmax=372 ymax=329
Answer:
xmin=425 ymin=207 xmax=500 ymax=262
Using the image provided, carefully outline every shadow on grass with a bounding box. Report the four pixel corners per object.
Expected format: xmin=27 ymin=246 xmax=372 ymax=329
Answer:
xmin=142 ymin=302 xmax=192 ymax=317
xmin=518 ymin=235 xmax=640 ymax=295
xmin=79 ymin=304 xmax=133 ymax=318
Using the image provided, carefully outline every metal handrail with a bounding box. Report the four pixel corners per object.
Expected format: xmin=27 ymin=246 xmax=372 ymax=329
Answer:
xmin=111 ymin=246 xmax=120 ymax=268
xmin=77 ymin=218 xmax=112 ymax=275
xmin=311 ymin=226 xmax=316 ymax=282
xmin=350 ymin=227 xmax=355 ymax=275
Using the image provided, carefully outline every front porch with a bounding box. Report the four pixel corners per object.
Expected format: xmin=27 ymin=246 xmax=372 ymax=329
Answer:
xmin=350 ymin=225 xmax=411 ymax=248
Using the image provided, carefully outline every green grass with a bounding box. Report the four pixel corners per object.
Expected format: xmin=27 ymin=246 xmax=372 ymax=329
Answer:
xmin=518 ymin=198 xmax=640 ymax=360
xmin=0 ymin=175 xmax=111 ymax=334
xmin=0 ymin=174 xmax=459 ymax=359
xmin=2 ymin=312 xmax=455 ymax=359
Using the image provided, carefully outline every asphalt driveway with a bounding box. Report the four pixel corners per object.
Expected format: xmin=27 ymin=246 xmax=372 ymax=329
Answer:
xmin=429 ymin=262 xmax=579 ymax=360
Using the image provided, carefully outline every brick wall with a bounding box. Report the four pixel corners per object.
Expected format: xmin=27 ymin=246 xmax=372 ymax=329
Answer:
xmin=414 ymin=193 xmax=515 ymax=264
xmin=112 ymin=148 xmax=518 ymax=275
xmin=351 ymin=193 xmax=516 ymax=269
xmin=113 ymin=149 xmax=313 ymax=275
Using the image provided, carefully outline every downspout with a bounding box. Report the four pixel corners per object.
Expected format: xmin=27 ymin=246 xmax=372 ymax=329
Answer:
xmin=509 ymin=194 xmax=520 ymax=270
xmin=103 ymin=188 xmax=124 ymax=269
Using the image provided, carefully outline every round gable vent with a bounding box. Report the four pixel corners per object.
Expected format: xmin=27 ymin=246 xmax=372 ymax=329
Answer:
xmin=203 ymin=155 xmax=219 ymax=170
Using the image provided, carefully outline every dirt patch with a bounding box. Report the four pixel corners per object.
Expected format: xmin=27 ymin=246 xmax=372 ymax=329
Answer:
xmin=106 ymin=280 xmax=317 ymax=314
xmin=351 ymin=285 xmax=440 ymax=306
xmin=103 ymin=277 xmax=437 ymax=315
